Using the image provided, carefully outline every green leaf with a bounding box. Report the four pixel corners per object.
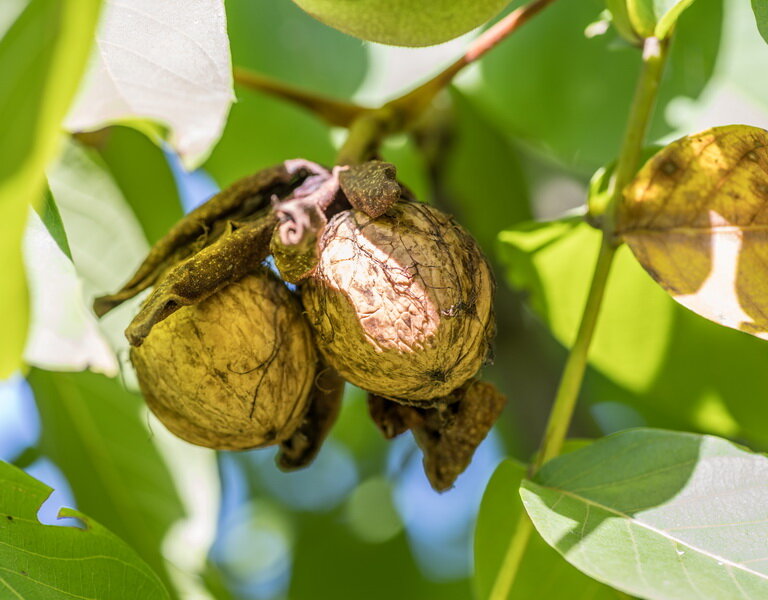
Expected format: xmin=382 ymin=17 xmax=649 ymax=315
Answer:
xmin=0 ymin=0 xmax=101 ymax=378
xmin=627 ymin=0 xmax=697 ymax=39
xmin=754 ymin=0 xmax=768 ymax=44
xmin=474 ymin=459 xmax=621 ymax=599
xmin=442 ymin=89 xmax=531 ymax=255
xmin=29 ymin=369 xmax=186 ymax=594
xmin=0 ymin=460 xmax=169 ymax=599
xmin=464 ymin=0 xmax=720 ymax=172
xmin=498 ymin=220 xmax=674 ymax=393
xmin=97 ymin=127 xmax=183 ymax=245
xmin=522 ymin=428 xmax=768 ymax=599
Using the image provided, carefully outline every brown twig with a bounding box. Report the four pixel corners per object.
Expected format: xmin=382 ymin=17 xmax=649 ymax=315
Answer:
xmin=233 ymin=66 xmax=369 ymax=127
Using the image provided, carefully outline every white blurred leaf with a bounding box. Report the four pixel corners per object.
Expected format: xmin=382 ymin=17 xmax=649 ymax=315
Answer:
xmin=65 ymin=0 xmax=234 ymax=168
xmin=23 ymin=209 xmax=117 ymax=375
xmin=47 ymin=137 xmax=149 ymax=373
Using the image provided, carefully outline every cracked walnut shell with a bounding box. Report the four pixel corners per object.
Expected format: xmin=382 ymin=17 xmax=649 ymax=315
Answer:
xmin=302 ymin=200 xmax=494 ymax=401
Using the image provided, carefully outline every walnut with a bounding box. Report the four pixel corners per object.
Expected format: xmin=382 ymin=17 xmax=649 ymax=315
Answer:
xmin=131 ymin=268 xmax=317 ymax=450
xmin=302 ymin=200 xmax=495 ymax=402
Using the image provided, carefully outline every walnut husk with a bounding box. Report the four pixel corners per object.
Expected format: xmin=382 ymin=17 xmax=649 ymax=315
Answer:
xmin=131 ymin=268 xmax=316 ymax=450
xmin=302 ymin=200 xmax=495 ymax=401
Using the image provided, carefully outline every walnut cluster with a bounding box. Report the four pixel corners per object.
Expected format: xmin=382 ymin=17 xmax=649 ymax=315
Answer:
xmin=95 ymin=159 xmax=504 ymax=490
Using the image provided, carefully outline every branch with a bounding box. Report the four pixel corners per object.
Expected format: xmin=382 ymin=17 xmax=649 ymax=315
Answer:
xmin=233 ymin=67 xmax=369 ymax=128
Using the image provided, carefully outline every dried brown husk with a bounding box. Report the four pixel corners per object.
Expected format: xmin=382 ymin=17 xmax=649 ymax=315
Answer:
xmin=302 ymin=200 xmax=495 ymax=401
xmin=131 ymin=268 xmax=316 ymax=450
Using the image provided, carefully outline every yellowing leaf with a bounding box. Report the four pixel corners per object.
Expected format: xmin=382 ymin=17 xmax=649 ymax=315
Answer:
xmin=619 ymin=124 xmax=768 ymax=341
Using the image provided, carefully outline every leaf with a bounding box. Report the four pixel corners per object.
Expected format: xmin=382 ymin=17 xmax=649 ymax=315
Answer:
xmin=0 ymin=459 xmax=170 ymax=599
xmin=442 ymin=89 xmax=531 ymax=255
xmin=65 ymin=0 xmax=234 ymax=168
xmin=22 ymin=208 xmax=118 ymax=375
xmin=619 ymin=124 xmax=768 ymax=341
xmin=97 ymin=126 xmax=183 ymax=245
xmin=28 ymin=369 xmax=186 ymax=594
xmin=0 ymin=0 xmax=102 ymax=378
xmin=498 ymin=214 xmax=768 ymax=447
xmin=474 ymin=459 xmax=621 ymax=599
xmin=626 ymin=0 xmax=697 ymax=39
xmin=463 ymin=0 xmax=721 ymax=172
xmin=753 ymin=0 xmax=768 ymax=45
xmin=47 ymin=136 xmax=148 ymax=297
xmin=498 ymin=219 xmax=674 ymax=393
xmin=521 ymin=428 xmax=768 ymax=600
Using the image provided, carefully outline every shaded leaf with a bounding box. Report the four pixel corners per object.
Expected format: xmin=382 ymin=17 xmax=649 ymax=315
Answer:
xmin=66 ymin=0 xmax=233 ymax=168
xmin=474 ymin=459 xmax=621 ymax=599
xmin=619 ymin=124 xmax=768 ymax=341
xmin=98 ymin=126 xmax=183 ymax=245
xmin=522 ymin=428 xmax=768 ymax=600
xmin=0 ymin=0 xmax=101 ymax=378
xmin=0 ymin=459 xmax=169 ymax=599
xmin=29 ymin=369 xmax=186 ymax=594
xmin=753 ymin=0 xmax=768 ymax=45
xmin=442 ymin=89 xmax=531 ymax=254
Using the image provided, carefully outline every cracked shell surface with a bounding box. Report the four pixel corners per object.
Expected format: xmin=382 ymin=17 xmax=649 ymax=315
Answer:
xmin=302 ymin=200 xmax=494 ymax=401
xmin=132 ymin=269 xmax=316 ymax=450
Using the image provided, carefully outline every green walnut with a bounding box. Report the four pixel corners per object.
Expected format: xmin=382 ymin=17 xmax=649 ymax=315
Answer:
xmin=131 ymin=269 xmax=316 ymax=450
xmin=291 ymin=0 xmax=511 ymax=47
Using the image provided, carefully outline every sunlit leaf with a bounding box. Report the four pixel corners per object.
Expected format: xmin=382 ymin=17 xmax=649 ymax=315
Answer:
xmin=499 ymin=219 xmax=674 ymax=393
xmin=29 ymin=369 xmax=186 ymax=594
xmin=0 ymin=0 xmax=101 ymax=378
xmin=22 ymin=209 xmax=117 ymax=375
xmin=65 ymin=0 xmax=234 ymax=168
xmin=0 ymin=459 xmax=170 ymax=599
xmin=474 ymin=459 xmax=620 ymax=599
xmin=522 ymin=428 xmax=768 ymax=599
xmin=619 ymin=124 xmax=768 ymax=341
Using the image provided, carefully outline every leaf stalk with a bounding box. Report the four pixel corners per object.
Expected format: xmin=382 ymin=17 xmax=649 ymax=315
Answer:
xmin=489 ymin=34 xmax=671 ymax=599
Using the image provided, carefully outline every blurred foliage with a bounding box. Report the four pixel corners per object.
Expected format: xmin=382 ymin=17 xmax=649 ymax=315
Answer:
xmin=464 ymin=0 xmax=721 ymax=172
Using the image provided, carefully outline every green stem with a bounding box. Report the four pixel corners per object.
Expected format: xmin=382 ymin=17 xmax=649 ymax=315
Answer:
xmin=489 ymin=34 xmax=671 ymax=599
